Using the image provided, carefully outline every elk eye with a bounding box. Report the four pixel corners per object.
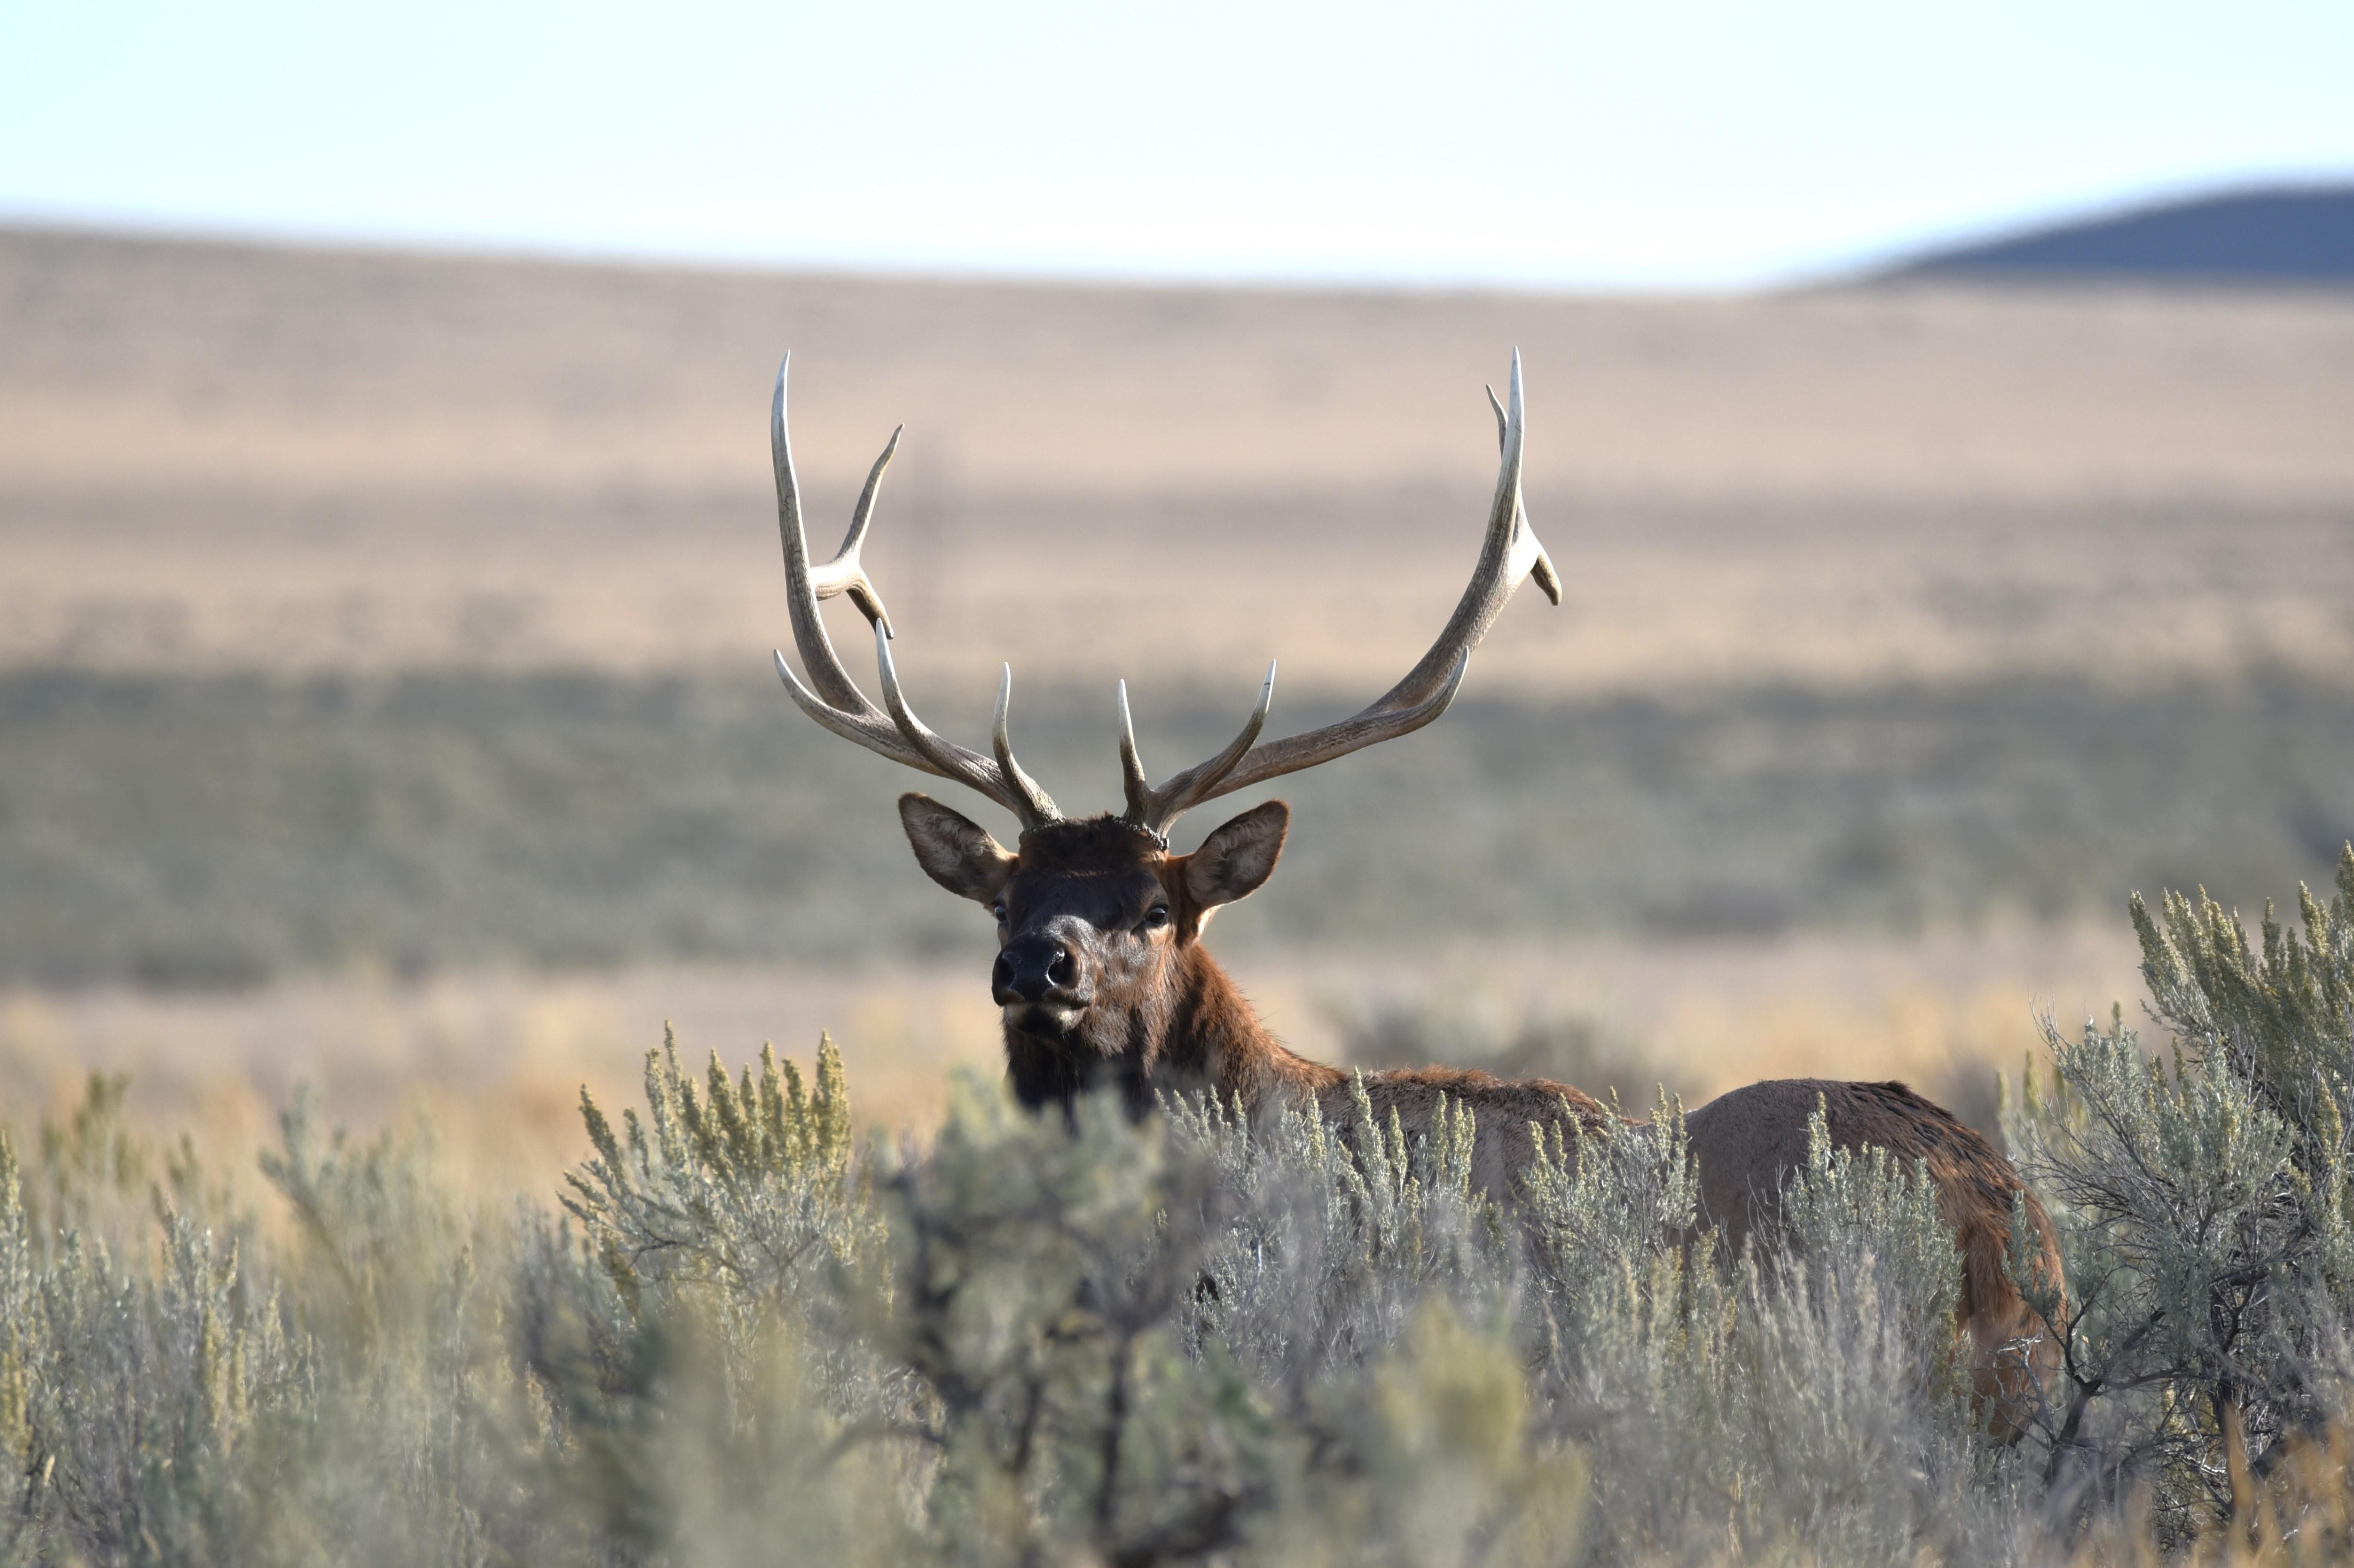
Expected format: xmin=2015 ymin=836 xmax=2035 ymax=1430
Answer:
xmin=1141 ymin=906 xmax=1170 ymax=932
xmin=990 ymin=901 xmax=1007 ymax=922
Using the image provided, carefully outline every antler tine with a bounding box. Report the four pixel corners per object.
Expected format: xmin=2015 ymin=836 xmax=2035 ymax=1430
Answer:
xmin=1363 ymin=349 xmax=1556 ymax=710
xmin=1121 ymin=353 xmax=1559 ymax=838
xmin=1117 ymin=663 xmax=1278 ymax=838
xmin=991 ymin=665 xmax=1060 ymax=826
xmin=872 ymin=625 xmax=1057 ymax=830
xmin=774 ymin=356 xmax=897 ymax=712
xmin=1117 ymin=681 xmax=1153 ymax=821
xmin=769 ymin=353 xmax=1061 ymax=827
xmin=835 ymin=425 xmax=901 ymax=637
xmin=772 ymin=648 xmax=944 ymax=778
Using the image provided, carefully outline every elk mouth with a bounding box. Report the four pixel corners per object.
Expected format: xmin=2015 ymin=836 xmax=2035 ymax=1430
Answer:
xmin=1002 ymin=999 xmax=1089 ymax=1038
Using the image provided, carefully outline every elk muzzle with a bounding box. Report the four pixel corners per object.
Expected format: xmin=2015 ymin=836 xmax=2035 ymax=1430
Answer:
xmin=993 ymin=933 xmax=1088 ymax=1015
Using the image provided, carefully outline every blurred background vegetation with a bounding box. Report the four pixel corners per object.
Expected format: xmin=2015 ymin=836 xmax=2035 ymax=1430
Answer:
xmin=8 ymin=668 xmax=2354 ymax=984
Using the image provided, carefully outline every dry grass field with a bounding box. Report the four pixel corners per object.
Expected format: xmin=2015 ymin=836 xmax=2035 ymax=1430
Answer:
xmin=6 ymin=225 xmax=2353 ymax=692
xmin=0 ymin=928 xmax=2144 ymax=1199
xmin=5 ymin=223 xmax=2352 ymax=1185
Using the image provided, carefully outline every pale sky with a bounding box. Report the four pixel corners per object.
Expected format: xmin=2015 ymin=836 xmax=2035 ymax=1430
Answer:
xmin=2 ymin=0 xmax=2349 ymax=290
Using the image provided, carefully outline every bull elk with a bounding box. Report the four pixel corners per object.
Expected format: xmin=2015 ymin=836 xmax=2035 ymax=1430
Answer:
xmin=766 ymin=353 xmax=2060 ymax=1431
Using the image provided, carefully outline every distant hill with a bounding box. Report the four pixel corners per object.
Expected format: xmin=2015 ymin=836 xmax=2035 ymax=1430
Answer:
xmin=1888 ymin=186 xmax=2354 ymax=285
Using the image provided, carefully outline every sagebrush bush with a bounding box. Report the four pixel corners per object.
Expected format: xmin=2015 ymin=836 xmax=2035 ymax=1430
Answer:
xmin=2003 ymin=846 xmax=2354 ymax=1548
xmin=8 ymin=860 xmax=2354 ymax=1562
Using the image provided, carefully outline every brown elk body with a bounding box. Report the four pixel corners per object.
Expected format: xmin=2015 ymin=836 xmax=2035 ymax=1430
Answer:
xmin=1686 ymin=1079 xmax=2064 ymax=1434
xmin=766 ymin=353 xmax=2062 ymax=1433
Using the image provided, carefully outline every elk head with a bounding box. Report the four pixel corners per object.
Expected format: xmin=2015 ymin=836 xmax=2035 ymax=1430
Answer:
xmin=769 ymin=353 xmax=1561 ymax=1108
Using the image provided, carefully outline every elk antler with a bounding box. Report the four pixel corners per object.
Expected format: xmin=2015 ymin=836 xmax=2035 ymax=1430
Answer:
xmin=1115 ymin=350 xmax=1560 ymax=840
xmin=768 ymin=355 xmax=1060 ymax=830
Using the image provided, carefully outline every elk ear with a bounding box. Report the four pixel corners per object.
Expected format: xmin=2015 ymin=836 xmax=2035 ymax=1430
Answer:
xmin=1184 ymin=800 xmax=1289 ymax=910
xmin=898 ymin=793 xmax=1016 ymax=904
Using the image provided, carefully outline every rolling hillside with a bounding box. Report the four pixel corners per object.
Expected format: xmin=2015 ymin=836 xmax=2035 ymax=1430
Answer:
xmin=1889 ymin=184 xmax=2354 ymax=285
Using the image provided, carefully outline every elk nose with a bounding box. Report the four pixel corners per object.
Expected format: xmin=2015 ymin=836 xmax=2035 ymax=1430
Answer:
xmin=993 ymin=938 xmax=1076 ymax=1005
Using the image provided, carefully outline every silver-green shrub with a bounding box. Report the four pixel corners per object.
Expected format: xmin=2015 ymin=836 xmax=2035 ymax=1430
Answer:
xmin=0 ymin=1043 xmax=2022 ymax=1566
xmin=1515 ymin=1093 xmax=2025 ymax=1565
xmin=561 ymin=1027 xmax=876 ymax=1311
xmin=2004 ymin=846 xmax=2354 ymax=1544
xmin=18 ymin=852 xmax=2354 ymax=1564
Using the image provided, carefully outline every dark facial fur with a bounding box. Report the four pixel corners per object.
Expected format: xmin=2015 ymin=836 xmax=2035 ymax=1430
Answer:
xmin=899 ymin=798 xmax=1295 ymax=1115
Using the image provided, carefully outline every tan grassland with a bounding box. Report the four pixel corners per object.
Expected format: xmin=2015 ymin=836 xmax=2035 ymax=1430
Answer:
xmin=0 ymin=926 xmax=2143 ymax=1200
xmin=3 ymin=225 xmax=2347 ymax=1177
xmin=5 ymin=226 xmax=2354 ymax=692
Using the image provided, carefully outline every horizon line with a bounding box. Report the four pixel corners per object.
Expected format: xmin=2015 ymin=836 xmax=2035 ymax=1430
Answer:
xmin=7 ymin=172 xmax=2350 ymax=299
